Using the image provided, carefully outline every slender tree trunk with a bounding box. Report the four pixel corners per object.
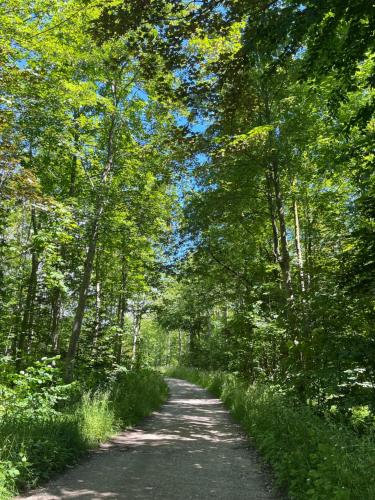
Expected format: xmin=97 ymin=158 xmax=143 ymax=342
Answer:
xmin=64 ymin=110 xmax=116 ymax=382
xmin=262 ymin=87 xmax=292 ymax=297
xmin=93 ymin=280 xmax=101 ymax=344
xmin=92 ymin=257 xmax=101 ymax=349
xmin=167 ymin=330 xmax=171 ymax=365
xmin=115 ymin=298 xmax=123 ymax=364
xmin=266 ymin=171 xmax=280 ymax=265
xmin=50 ymin=287 xmax=61 ymax=353
xmin=64 ymin=212 xmax=101 ymax=381
xmin=304 ymin=198 xmax=312 ymax=291
xmin=69 ymin=110 xmax=80 ymax=198
xmin=0 ymin=205 xmax=7 ymax=314
xmin=207 ymin=312 xmax=212 ymax=337
xmin=292 ymin=190 xmax=305 ymax=293
xmin=131 ymin=309 xmax=142 ymax=368
xmin=178 ymin=329 xmax=182 ymax=362
xmin=16 ymin=208 xmax=39 ymax=370
xmin=271 ymin=162 xmax=293 ymax=300
xmin=223 ymin=305 xmax=228 ymax=328
xmin=115 ymin=261 xmax=127 ymax=364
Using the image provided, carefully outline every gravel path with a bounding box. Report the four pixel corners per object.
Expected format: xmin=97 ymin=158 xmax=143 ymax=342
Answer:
xmin=18 ymin=378 xmax=276 ymax=499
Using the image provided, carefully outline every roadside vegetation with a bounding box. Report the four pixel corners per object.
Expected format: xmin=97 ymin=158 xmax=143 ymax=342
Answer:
xmin=168 ymin=367 xmax=375 ymax=500
xmin=0 ymin=363 xmax=167 ymax=498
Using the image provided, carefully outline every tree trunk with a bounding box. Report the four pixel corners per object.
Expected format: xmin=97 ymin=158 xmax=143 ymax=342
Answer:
xmin=50 ymin=287 xmax=61 ymax=353
xmin=271 ymin=162 xmax=293 ymax=300
xmin=131 ymin=309 xmax=142 ymax=368
xmin=69 ymin=110 xmax=80 ymax=198
xmin=178 ymin=329 xmax=182 ymax=362
xmin=266 ymin=171 xmax=280 ymax=265
xmin=292 ymin=191 xmax=305 ymax=293
xmin=16 ymin=208 xmax=39 ymax=370
xmin=64 ymin=212 xmax=101 ymax=382
xmin=92 ymin=257 xmax=101 ymax=349
xmin=115 ymin=261 xmax=127 ymax=364
xmin=93 ymin=280 xmax=101 ymax=344
xmin=64 ymin=110 xmax=116 ymax=382
xmin=303 ymin=198 xmax=312 ymax=291
xmin=0 ymin=205 xmax=8 ymax=314
xmin=167 ymin=330 xmax=171 ymax=365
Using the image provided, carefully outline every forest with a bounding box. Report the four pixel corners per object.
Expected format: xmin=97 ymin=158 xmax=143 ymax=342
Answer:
xmin=0 ymin=0 xmax=374 ymax=498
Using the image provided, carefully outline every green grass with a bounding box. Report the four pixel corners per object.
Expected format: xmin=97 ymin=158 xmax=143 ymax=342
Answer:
xmin=0 ymin=369 xmax=168 ymax=498
xmin=168 ymin=366 xmax=375 ymax=500
xmin=78 ymin=391 xmax=117 ymax=448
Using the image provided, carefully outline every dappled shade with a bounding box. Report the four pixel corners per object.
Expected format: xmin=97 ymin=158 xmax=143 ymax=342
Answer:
xmin=18 ymin=379 xmax=274 ymax=500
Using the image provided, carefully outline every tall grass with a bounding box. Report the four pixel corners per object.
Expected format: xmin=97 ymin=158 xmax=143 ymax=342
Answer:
xmin=168 ymin=366 xmax=375 ymax=500
xmin=78 ymin=391 xmax=116 ymax=448
xmin=0 ymin=370 xmax=168 ymax=498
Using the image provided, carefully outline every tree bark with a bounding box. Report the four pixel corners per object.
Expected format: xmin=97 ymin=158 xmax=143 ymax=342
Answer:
xmin=50 ymin=287 xmax=61 ymax=353
xmin=303 ymin=198 xmax=312 ymax=291
xmin=64 ymin=211 xmax=101 ymax=381
xmin=92 ymin=256 xmax=101 ymax=349
xmin=131 ymin=308 xmax=142 ymax=368
xmin=69 ymin=110 xmax=80 ymax=198
xmin=167 ymin=330 xmax=171 ymax=365
xmin=292 ymin=190 xmax=305 ymax=293
xmin=178 ymin=329 xmax=182 ymax=362
xmin=271 ymin=162 xmax=293 ymax=300
xmin=266 ymin=171 xmax=280 ymax=265
xmin=16 ymin=208 xmax=39 ymax=370
xmin=115 ymin=261 xmax=127 ymax=364
xmin=93 ymin=279 xmax=101 ymax=345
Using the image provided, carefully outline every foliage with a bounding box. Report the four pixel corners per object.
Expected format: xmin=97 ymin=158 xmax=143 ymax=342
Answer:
xmin=147 ymin=0 xmax=375 ymax=422
xmin=0 ymin=357 xmax=80 ymax=417
xmin=0 ymin=0 xmax=374 ymax=497
xmin=0 ymin=369 xmax=168 ymax=497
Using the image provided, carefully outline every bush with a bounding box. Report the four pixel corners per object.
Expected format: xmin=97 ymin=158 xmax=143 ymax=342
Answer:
xmin=0 ymin=369 xmax=168 ymax=497
xmin=168 ymin=367 xmax=375 ymax=500
xmin=0 ymin=357 xmax=81 ymax=418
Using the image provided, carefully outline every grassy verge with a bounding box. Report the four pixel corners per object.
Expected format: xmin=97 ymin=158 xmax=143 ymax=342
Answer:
xmin=167 ymin=366 xmax=375 ymax=500
xmin=0 ymin=369 xmax=168 ymax=498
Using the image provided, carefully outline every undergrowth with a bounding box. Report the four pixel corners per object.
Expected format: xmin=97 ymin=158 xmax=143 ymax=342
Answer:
xmin=0 ymin=368 xmax=168 ymax=498
xmin=167 ymin=366 xmax=375 ymax=500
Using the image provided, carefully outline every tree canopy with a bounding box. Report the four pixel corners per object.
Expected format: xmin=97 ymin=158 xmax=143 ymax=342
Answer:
xmin=0 ymin=0 xmax=374 ymax=415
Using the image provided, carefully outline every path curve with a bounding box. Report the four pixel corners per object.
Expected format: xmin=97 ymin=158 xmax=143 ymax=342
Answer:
xmin=18 ymin=378 xmax=276 ymax=499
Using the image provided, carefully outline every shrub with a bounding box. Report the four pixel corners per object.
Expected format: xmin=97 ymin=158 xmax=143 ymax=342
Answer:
xmin=0 ymin=368 xmax=168 ymax=497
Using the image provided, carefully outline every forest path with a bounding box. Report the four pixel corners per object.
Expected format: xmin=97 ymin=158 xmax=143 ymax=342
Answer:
xmin=18 ymin=378 xmax=276 ymax=499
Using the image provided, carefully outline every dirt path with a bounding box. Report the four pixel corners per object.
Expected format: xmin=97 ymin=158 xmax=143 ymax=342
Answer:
xmin=18 ymin=378 xmax=276 ymax=499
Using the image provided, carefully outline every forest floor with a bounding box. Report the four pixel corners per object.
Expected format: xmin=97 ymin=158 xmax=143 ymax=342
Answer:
xmin=17 ymin=378 xmax=277 ymax=499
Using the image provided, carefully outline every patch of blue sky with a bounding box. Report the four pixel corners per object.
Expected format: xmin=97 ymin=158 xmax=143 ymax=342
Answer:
xmin=174 ymin=112 xmax=211 ymax=135
xmin=272 ymin=1 xmax=306 ymax=12
xmin=294 ymin=46 xmax=306 ymax=59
